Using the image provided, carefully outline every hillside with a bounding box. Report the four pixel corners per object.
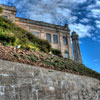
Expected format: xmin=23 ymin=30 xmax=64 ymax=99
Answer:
xmin=0 ymin=11 xmax=100 ymax=80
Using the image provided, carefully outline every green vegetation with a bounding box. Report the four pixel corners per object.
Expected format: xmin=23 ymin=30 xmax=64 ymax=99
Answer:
xmin=0 ymin=7 xmax=3 ymax=13
xmin=51 ymin=48 xmax=62 ymax=57
xmin=0 ymin=32 xmax=16 ymax=45
xmin=37 ymin=53 xmax=100 ymax=80
xmin=20 ymin=55 xmax=27 ymax=60
xmin=13 ymin=53 xmax=19 ymax=58
xmin=0 ymin=16 xmax=51 ymax=53
xmin=28 ymin=54 xmax=38 ymax=62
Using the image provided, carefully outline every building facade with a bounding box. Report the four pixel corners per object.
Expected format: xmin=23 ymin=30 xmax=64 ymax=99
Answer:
xmin=0 ymin=4 xmax=73 ymax=59
xmin=0 ymin=4 xmax=83 ymax=63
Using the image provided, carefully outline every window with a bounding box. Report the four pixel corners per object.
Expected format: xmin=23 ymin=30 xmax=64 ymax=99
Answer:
xmin=63 ymin=36 xmax=68 ymax=45
xmin=53 ymin=35 xmax=58 ymax=44
xmin=46 ymin=33 xmax=51 ymax=43
xmin=64 ymin=51 xmax=69 ymax=58
xmin=3 ymin=16 xmax=8 ymax=19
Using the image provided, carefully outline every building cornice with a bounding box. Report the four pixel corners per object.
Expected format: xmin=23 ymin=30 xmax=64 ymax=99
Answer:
xmin=0 ymin=4 xmax=17 ymax=12
xmin=16 ymin=17 xmax=70 ymax=31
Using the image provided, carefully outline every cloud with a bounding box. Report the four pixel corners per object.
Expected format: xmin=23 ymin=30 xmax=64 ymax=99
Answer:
xmin=95 ymin=20 xmax=100 ymax=24
xmin=87 ymin=0 xmax=100 ymax=18
xmin=91 ymin=9 xmax=100 ymax=18
xmin=80 ymin=18 xmax=90 ymax=23
xmin=91 ymin=36 xmax=100 ymax=43
xmin=7 ymin=0 xmax=79 ymax=25
xmin=95 ymin=20 xmax=100 ymax=28
xmin=86 ymin=1 xmax=100 ymax=18
xmin=92 ymin=37 xmax=96 ymax=41
xmin=0 ymin=0 xmax=86 ymax=22
xmin=96 ymin=0 xmax=100 ymax=6
xmin=63 ymin=0 xmax=87 ymax=4
xmin=87 ymin=4 xmax=95 ymax=9
xmin=0 ymin=0 xmax=99 ymax=39
xmin=69 ymin=23 xmax=92 ymax=38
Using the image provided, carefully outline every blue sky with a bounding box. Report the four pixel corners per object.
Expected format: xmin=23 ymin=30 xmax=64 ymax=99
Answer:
xmin=0 ymin=0 xmax=100 ymax=73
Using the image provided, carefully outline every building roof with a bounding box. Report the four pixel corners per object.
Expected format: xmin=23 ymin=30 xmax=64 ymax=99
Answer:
xmin=16 ymin=17 xmax=70 ymax=31
xmin=0 ymin=4 xmax=17 ymax=12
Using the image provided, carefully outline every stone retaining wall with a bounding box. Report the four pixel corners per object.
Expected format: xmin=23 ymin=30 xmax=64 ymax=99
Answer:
xmin=0 ymin=59 xmax=100 ymax=100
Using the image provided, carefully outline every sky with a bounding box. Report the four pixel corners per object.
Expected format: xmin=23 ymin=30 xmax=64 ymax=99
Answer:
xmin=0 ymin=0 xmax=100 ymax=73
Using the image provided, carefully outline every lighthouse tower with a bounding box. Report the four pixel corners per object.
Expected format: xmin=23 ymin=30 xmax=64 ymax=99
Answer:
xmin=71 ymin=31 xmax=83 ymax=64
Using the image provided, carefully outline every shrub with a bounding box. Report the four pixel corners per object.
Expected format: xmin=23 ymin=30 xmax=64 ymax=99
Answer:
xmin=0 ymin=33 xmax=16 ymax=45
xmin=26 ymin=33 xmax=51 ymax=53
xmin=2 ymin=41 xmax=8 ymax=46
xmin=0 ymin=7 xmax=3 ymax=13
xmin=51 ymin=48 xmax=62 ymax=57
